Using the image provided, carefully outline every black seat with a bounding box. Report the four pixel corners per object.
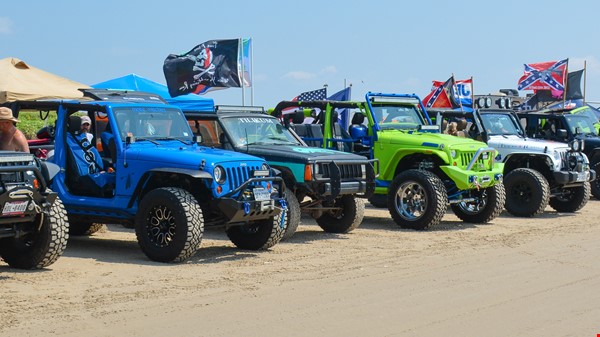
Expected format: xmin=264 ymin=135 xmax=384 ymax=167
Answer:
xmin=66 ymin=115 xmax=115 ymax=197
xmin=305 ymin=124 xmax=324 ymax=147
xmin=290 ymin=123 xmax=309 ymax=138
xmin=329 ymin=111 xmax=353 ymax=152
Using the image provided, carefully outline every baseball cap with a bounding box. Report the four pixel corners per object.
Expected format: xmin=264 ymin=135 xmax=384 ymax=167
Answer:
xmin=81 ymin=116 xmax=92 ymax=125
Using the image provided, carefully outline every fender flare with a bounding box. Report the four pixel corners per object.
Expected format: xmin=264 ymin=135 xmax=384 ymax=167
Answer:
xmin=128 ymin=167 xmax=213 ymax=208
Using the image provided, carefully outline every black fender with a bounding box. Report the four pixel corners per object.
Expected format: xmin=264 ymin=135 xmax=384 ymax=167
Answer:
xmin=128 ymin=167 xmax=213 ymax=208
xmin=36 ymin=159 xmax=60 ymax=182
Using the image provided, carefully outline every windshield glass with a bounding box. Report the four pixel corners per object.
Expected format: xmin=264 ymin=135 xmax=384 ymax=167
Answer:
xmin=564 ymin=114 xmax=598 ymax=135
xmin=373 ymin=105 xmax=424 ymax=130
xmin=113 ymin=107 xmax=193 ymax=141
xmin=221 ymin=116 xmax=301 ymax=147
xmin=480 ymin=113 xmax=522 ymax=136
xmin=573 ymin=107 xmax=600 ymax=123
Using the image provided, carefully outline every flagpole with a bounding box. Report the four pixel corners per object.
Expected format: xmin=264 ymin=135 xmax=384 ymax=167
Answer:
xmin=250 ymin=38 xmax=254 ymax=106
xmin=563 ymin=58 xmax=569 ymax=108
xmin=240 ymin=38 xmax=245 ymax=106
xmin=470 ymin=76 xmax=474 ymax=110
xmin=453 ymin=73 xmax=463 ymax=112
xmin=583 ymin=60 xmax=587 ymax=105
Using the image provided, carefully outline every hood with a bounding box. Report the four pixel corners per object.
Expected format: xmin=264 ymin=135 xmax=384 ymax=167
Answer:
xmin=239 ymin=144 xmax=369 ymax=163
xmin=378 ymin=129 xmax=486 ymax=148
xmin=126 ymin=143 xmax=266 ymax=167
xmin=488 ymin=135 xmax=570 ymax=152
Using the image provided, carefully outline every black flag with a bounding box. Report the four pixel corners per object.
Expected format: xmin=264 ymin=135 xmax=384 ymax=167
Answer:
xmin=163 ymin=39 xmax=241 ymax=98
xmin=565 ymin=69 xmax=584 ymax=100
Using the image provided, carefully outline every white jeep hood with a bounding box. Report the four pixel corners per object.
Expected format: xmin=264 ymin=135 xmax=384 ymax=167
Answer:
xmin=488 ymin=135 xmax=569 ymax=155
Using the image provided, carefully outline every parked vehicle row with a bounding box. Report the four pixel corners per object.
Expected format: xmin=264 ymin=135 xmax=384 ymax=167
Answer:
xmin=0 ymin=90 xmax=596 ymax=269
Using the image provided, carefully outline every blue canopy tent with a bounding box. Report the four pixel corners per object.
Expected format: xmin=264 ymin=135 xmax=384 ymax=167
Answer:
xmin=92 ymin=73 xmax=214 ymax=111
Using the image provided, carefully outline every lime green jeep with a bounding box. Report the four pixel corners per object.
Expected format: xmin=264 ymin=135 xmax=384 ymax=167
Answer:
xmin=270 ymin=92 xmax=505 ymax=230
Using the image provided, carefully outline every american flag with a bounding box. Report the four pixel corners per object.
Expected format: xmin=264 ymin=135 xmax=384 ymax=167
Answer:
xmin=295 ymin=87 xmax=327 ymax=101
xmin=517 ymin=59 xmax=568 ymax=91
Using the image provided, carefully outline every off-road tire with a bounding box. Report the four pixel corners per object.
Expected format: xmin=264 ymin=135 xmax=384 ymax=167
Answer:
xmin=368 ymin=194 xmax=388 ymax=208
xmin=387 ymin=169 xmax=448 ymax=230
xmin=0 ymin=197 xmax=69 ymax=269
xmin=282 ymin=192 xmax=301 ymax=240
xmin=504 ymin=168 xmax=550 ymax=217
xmin=226 ymin=213 xmax=285 ymax=250
xmin=135 ymin=187 xmax=203 ymax=263
xmin=591 ymin=161 xmax=600 ymax=199
xmin=69 ymin=221 xmax=104 ymax=236
xmin=549 ymin=182 xmax=591 ymax=212
xmin=451 ymin=183 xmax=506 ymax=223
xmin=316 ymin=195 xmax=364 ymax=233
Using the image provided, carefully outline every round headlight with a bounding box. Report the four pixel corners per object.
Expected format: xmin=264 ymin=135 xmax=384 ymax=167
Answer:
xmin=485 ymin=97 xmax=492 ymax=108
xmin=477 ymin=97 xmax=486 ymax=108
xmin=261 ymin=163 xmax=270 ymax=171
xmin=214 ymin=165 xmax=226 ymax=184
xmin=498 ymin=98 xmax=506 ymax=109
xmin=450 ymin=149 xmax=457 ymax=158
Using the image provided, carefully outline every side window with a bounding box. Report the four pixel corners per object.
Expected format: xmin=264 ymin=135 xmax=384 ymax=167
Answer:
xmin=189 ymin=119 xmax=222 ymax=148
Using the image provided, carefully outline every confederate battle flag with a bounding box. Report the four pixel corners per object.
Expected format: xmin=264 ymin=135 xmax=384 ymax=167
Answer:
xmin=517 ymin=59 xmax=568 ymax=91
xmin=422 ymin=76 xmax=461 ymax=109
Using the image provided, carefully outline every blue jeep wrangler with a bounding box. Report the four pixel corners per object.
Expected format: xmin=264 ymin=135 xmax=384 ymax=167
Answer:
xmin=11 ymin=89 xmax=286 ymax=263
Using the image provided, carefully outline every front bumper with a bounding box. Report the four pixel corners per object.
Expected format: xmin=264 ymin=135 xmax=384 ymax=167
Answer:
xmin=309 ymin=159 xmax=378 ymax=199
xmin=553 ymin=169 xmax=596 ymax=185
xmin=216 ymin=176 xmax=285 ymax=223
xmin=440 ymin=162 xmax=505 ymax=190
xmin=0 ymin=182 xmax=57 ymax=238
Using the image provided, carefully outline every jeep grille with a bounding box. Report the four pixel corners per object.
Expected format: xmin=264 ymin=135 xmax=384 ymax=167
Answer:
xmin=459 ymin=152 xmax=488 ymax=170
xmin=226 ymin=165 xmax=262 ymax=188
xmin=0 ymin=154 xmax=35 ymax=184
xmin=318 ymin=163 xmax=364 ymax=180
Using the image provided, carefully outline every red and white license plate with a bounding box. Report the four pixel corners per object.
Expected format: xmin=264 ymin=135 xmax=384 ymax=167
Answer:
xmin=2 ymin=201 xmax=28 ymax=215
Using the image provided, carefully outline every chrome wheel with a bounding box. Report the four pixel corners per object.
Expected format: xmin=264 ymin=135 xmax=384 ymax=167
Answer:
xmin=394 ymin=180 xmax=427 ymax=220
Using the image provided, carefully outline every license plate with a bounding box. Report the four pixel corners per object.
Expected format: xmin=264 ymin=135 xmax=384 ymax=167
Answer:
xmin=576 ymin=171 xmax=589 ymax=182
xmin=253 ymin=188 xmax=271 ymax=201
xmin=2 ymin=201 xmax=28 ymax=215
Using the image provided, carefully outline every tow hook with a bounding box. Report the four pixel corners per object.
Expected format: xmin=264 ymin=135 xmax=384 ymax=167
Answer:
xmin=279 ymin=199 xmax=287 ymax=229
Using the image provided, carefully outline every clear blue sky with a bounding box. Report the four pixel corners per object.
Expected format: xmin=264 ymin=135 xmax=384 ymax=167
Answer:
xmin=2 ymin=0 xmax=599 ymax=107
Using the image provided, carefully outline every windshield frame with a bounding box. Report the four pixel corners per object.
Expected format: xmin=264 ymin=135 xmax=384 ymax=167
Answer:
xmin=372 ymin=104 xmax=426 ymax=131
xmin=220 ymin=115 xmax=302 ymax=147
xmin=480 ymin=112 xmax=524 ymax=137
xmin=112 ymin=106 xmax=194 ymax=142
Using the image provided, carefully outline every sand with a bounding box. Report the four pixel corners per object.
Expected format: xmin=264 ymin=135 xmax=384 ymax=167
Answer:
xmin=2 ymin=202 xmax=600 ymax=337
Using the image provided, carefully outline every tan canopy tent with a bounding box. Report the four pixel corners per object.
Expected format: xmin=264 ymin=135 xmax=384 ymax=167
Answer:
xmin=0 ymin=57 xmax=90 ymax=103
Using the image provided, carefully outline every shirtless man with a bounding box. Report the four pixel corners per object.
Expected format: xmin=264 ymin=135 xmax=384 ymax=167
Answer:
xmin=0 ymin=107 xmax=29 ymax=153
